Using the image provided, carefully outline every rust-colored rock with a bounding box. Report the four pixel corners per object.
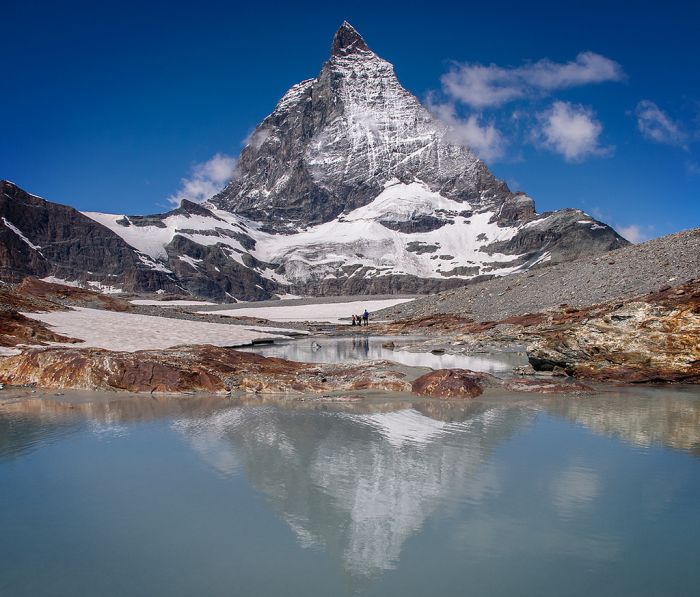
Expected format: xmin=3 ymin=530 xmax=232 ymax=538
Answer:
xmin=385 ymin=279 xmax=700 ymax=385
xmin=411 ymin=369 xmax=493 ymax=399
xmin=16 ymin=278 xmax=132 ymax=312
xmin=0 ymin=345 xmax=412 ymax=394
xmin=0 ymin=310 xmax=81 ymax=348
xmin=527 ymin=281 xmax=700 ymax=383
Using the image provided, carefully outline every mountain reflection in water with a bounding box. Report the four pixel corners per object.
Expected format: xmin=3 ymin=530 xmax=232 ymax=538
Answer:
xmin=173 ymin=403 xmax=527 ymax=578
xmin=1 ymin=386 xmax=699 ymax=592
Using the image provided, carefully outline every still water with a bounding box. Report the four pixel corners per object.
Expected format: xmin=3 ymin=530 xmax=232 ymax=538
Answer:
xmin=242 ymin=335 xmax=528 ymax=373
xmin=1 ymin=387 xmax=699 ymax=596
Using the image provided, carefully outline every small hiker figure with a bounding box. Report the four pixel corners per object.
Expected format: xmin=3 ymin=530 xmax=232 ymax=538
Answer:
xmin=363 ymin=309 xmax=369 ymax=326
xmin=351 ymin=314 xmax=356 ymax=326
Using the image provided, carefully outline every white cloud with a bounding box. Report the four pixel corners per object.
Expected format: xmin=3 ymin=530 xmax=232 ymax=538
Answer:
xmin=533 ymin=101 xmax=611 ymax=162
xmin=441 ymin=52 xmax=624 ymax=109
xmin=636 ymin=100 xmax=688 ymax=148
xmin=168 ymin=153 xmax=237 ymax=206
xmin=429 ymin=101 xmax=506 ymax=161
xmin=244 ymin=128 xmax=271 ymax=150
xmin=616 ymin=224 xmax=651 ymax=244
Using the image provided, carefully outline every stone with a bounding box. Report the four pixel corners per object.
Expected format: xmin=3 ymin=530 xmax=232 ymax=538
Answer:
xmin=411 ymin=369 xmax=493 ymax=399
xmin=0 ymin=345 xmax=413 ymax=395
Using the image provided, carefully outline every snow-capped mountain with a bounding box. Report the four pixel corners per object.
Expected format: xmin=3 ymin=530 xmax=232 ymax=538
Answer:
xmin=0 ymin=23 xmax=626 ymax=300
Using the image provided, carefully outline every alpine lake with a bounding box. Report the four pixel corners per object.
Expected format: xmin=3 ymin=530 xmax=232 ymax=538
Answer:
xmin=1 ymin=335 xmax=699 ymax=596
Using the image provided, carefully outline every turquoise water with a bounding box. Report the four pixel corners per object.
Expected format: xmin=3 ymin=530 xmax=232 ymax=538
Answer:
xmin=1 ymin=388 xmax=699 ymax=596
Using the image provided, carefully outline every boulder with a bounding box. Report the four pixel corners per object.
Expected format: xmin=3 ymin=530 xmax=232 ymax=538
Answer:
xmin=411 ymin=369 xmax=494 ymax=399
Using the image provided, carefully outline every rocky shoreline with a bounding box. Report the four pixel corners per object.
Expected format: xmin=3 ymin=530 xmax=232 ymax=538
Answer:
xmin=376 ymin=278 xmax=700 ymax=384
xmin=1 ymin=269 xmax=698 ymax=397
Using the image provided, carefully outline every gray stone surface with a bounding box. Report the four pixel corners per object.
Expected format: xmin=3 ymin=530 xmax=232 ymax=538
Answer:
xmin=377 ymin=228 xmax=700 ymax=322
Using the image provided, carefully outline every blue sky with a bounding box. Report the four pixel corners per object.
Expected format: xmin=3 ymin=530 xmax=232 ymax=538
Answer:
xmin=2 ymin=0 xmax=699 ymax=241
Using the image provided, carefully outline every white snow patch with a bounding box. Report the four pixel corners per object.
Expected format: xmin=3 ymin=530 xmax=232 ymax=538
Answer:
xmin=21 ymin=307 xmax=298 ymax=352
xmin=2 ymin=217 xmax=42 ymax=251
xmin=251 ymin=180 xmax=523 ymax=283
xmin=199 ymin=298 xmax=414 ymax=323
xmin=178 ymin=255 xmax=203 ymax=269
xmin=86 ymin=281 xmax=123 ymax=294
xmin=0 ymin=347 xmax=21 ymax=357
xmin=40 ymin=277 xmax=83 ymax=288
xmin=138 ymin=253 xmax=172 ymax=273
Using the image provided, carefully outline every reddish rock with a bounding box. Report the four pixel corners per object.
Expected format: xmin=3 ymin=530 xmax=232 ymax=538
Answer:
xmin=412 ymin=369 xmax=493 ymax=399
xmin=0 ymin=310 xmax=81 ymax=348
xmin=0 ymin=345 xmax=412 ymax=394
xmin=16 ymin=278 xmax=132 ymax=312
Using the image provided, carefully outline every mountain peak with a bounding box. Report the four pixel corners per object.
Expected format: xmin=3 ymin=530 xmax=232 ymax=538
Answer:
xmin=331 ymin=21 xmax=370 ymax=57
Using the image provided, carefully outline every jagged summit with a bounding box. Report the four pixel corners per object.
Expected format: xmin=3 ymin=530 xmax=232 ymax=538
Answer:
xmin=331 ymin=21 xmax=371 ymax=57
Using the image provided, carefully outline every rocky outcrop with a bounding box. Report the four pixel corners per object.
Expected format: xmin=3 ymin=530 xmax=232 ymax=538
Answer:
xmin=0 ymin=310 xmax=80 ymax=349
xmin=382 ymin=279 xmax=700 ymax=384
xmin=526 ymin=280 xmax=700 ymax=382
xmin=14 ymin=278 xmax=132 ymax=312
xmin=0 ymin=345 xmax=413 ymax=394
xmin=410 ymin=368 xmax=593 ymax=398
xmin=0 ymin=342 xmax=597 ymax=396
xmin=0 ymin=278 xmax=114 ymax=348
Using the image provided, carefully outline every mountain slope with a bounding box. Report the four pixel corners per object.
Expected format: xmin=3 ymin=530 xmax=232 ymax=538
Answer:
xmin=0 ymin=181 xmax=182 ymax=294
xmin=1 ymin=23 xmax=627 ymax=299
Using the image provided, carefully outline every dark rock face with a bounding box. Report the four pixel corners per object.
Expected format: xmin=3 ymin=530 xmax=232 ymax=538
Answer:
xmin=0 ymin=181 xmax=182 ymax=293
xmin=487 ymin=208 xmax=628 ymax=267
xmin=163 ymin=234 xmax=277 ymax=301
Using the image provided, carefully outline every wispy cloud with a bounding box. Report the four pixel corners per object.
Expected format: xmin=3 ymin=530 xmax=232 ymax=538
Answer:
xmin=441 ymin=52 xmax=624 ymax=109
xmin=429 ymin=100 xmax=506 ymax=161
xmin=533 ymin=101 xmax=611 ymax=162
xmin=616 ymin=224 xmax=652 ymax=243
xmin=686 ymin=160 xmax=700 ymax=176
xmin=635 ymin=100 xmax=688 ymax=148
xmin=168 ymin=153 xmax=237 ymax=206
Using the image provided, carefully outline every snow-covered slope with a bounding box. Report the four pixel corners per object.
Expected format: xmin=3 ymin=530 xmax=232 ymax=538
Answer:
xmin=84 ymin=173 xmax=621 ymax=298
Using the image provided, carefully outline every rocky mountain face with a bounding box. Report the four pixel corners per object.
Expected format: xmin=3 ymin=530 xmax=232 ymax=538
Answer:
xmin=0 ymin=180 xmax=182 ymax=294
xmin=1 ymin=23 xmax=627 ymax=300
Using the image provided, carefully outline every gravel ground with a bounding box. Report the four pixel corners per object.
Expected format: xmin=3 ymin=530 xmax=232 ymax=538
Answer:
xmin=377 ymin=227 xmax=700 ymax=322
